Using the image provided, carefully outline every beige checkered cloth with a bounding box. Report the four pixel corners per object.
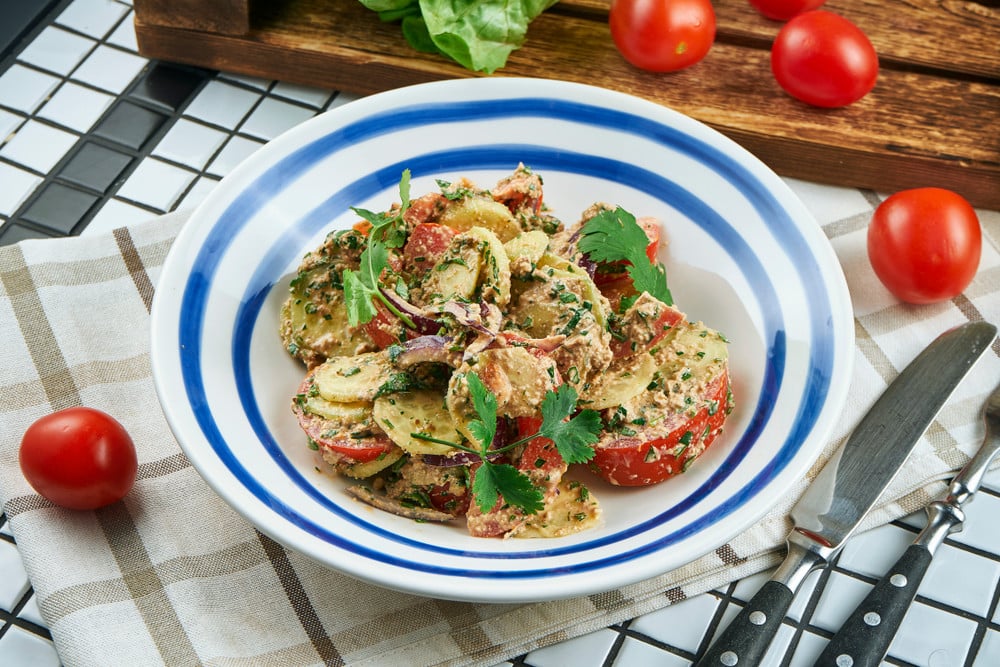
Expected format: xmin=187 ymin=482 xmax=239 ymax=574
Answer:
xmin=1 ymin=204 xmax=998 ymax=667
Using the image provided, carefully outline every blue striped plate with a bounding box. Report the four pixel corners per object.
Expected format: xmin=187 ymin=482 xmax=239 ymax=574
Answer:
xmin=150 ymin=78 xmax=853 ymax=603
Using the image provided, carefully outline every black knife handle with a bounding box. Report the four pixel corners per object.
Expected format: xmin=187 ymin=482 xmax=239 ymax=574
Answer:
xmin=694 ymin=580 xmax=793 ymax=667
xmin=815 ymin=544 xmax=933 ymax=667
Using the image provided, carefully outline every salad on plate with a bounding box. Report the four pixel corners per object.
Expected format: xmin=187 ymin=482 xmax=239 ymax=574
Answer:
xmin=280 ymin=165 xmax=733 ymax=538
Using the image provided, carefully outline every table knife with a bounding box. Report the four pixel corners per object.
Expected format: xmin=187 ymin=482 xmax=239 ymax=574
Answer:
xmin=816 ymin=376 xmax=1000 ymax=667
xmin=694 ymin=321 xmax=997 ymax=667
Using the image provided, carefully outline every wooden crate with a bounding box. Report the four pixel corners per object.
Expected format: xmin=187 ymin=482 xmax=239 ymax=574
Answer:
xmin=133 ymin=0 xmax=1000 ymax=209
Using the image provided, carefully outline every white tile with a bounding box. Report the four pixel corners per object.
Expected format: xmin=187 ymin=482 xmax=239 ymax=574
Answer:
xmin=206 ymin=135 xmax=264 ymax=177
xmin=17 ymin=592 xmax=46 ymax=627
xmin=614 ymin=637 xmax=689 ymax=666
xmin=328 ymin=91 xmax=361 ymax=110
xmin=106 ymin=10 xmax=138 ymax=50
xmin=788 ymin=631 xmax=827 ymax=667
xmin=629 ymin=594 xmax=718 ymax=653
xmin=836 ymin=523 xmax=916 ymax=578
xmin=239 ymin=97 xmax=315 ymax=140
xmin=525 ymin=628 xmax=617 ymax=667
xmin=116 ymin=158 xmax=195 ymax=210
xmin=0 ymin=65 xmax=61 ymax=113
xmin=72 ymin=44 xmax=146 ymax=94
xmin=974 ymin=629 xmax=1000 ymax=666
xmin=0 ymin=626 xmax=61 ymax=667
xmin=177 ymin=175 xmax=220 ymax=209
xmin=0 ymin=110 xmax=25 ymax=145
xmin=152 ymin=119 xmax=227 ymax=169
xmin=56 ymin=0 xmax=130 ymax=39
xmin=920 ymin=542 xmax=1000 ymax=616
xmin=0 ymin=120 xmax=78 ymax=174
xmin=184 ymin=80 xmax=260 ymax=129
xmin=0 ymin=164 xmax=40 ymax=216
xmin=954 ymin=492 xmax=1000 ymax=553
xmin=272 ymin=81 xmax=332 ymax=108
xmin=17 ymin=26 xmax=95 ymax=75
xmin=0 ymin=540 xmax=30 ymax=608
xmin=218 ymin=71 xmax=271 ymax=90
xmin=889 ymin=600 xmax=977 ymax=666
xmin=37 ymin=82 xmax=113 ymax=133
xmin=809 ymin=570 xmax=873 ymax=632
xmin=83 ymin=198 xmax=152 ymax=235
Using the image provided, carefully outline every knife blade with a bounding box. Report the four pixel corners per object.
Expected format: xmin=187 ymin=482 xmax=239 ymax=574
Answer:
xmin=693 ymin=321 xmax=997 ymax=667
xmin=816 ymin=376 xmax=1000 ymax=667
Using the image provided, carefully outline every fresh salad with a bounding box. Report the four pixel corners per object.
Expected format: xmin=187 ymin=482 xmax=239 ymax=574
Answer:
xmin=280 ymin=166 xmax=733 ymax=538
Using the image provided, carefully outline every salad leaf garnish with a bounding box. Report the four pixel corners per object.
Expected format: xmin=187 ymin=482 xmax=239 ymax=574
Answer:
xmin=461 ymin=372 xmax=602 ymax=514
xmin=343 ymin=170 xmax=416 ymax=327
xmin=537 ymin=384 xmax=601 ymax=464
xmin=578 ymin=206 xmax=673 ymax=306
xmin=358 ymin=0 xmax=558 ymax=74
xmin=350 ymin=169 xmax=410 ymax=249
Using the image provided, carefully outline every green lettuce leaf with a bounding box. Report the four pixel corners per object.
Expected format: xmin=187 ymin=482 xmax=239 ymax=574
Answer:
xmin=359 ymin=0 xmax=558 ymax=73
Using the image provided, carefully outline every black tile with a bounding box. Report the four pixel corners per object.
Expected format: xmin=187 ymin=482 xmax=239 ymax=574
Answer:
xmin=20 ymin=183 xmax=98 ymax=234
xmin=58 ymin=142 xmax=132 ymax=192
xmin=0 ymin=221 xmax=56 ymax=246
xmin=92 ymin=101 xmax=167 ymax=150
xmin=129 ymin=62 xmax=210 ymax=111
xmin=0 ymin=0 xmax=62 ymax=62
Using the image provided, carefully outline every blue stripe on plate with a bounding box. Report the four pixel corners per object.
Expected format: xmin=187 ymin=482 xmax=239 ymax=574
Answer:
xmin=178 ymin=96 xmax=834 ymax=576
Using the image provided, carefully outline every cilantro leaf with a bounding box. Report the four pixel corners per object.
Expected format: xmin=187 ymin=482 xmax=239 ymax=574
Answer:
xmin=466 ymin=372 xmax=497 ymax=448
xmin=350 ymin=169 xmax=411 ymax=248
xmin=578 ymin=207 xmax=673 ymax=306
xmin=342 ymin=268 xmax=378 ymax=326
xmin=537 ymin=384 xmax=601 ymax=464
xmin=472 ymin=462 xmax=544 ymax=514
xmin=343 ymin=238 xmax=391 ymax=327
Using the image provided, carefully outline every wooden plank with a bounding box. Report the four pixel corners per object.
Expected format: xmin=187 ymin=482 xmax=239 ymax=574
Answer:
xmin=133 ymin=0 xmax=1000 ymax=208
xmin=132 ymin=0 xmax=250 ymax=35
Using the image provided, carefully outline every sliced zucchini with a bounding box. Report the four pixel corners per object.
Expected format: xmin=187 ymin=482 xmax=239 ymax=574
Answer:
xmin=437 ymin=194 xmax=521 ymax=242
xmin=467 ymin=226 xmax=511 ymax=307
xmin=581 ymin=350 xmax=659 ymax=410
xmin=312 ymin=351 xmax=395 ymax=403
xmin=373 ymin=388 xmax=465 ymax=456
xmin=420 ymin=233 xmax=482 ymax=303
xmin=342 ymin=448 xmax=406 ymax=480
xmin=504 ymin=230 xmax=549 ymax=266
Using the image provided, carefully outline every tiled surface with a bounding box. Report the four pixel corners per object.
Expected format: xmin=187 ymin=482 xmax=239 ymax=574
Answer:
xmin=1 ymin=2 xmax=1000 ymax=666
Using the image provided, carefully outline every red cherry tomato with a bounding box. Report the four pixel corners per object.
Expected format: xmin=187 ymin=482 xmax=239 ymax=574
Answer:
xmin=867 ymin=188 xmax=981 ymax=304
xmin=771 ymin=10 xmax=878 ymax=107
xmin=19 ymin=407 xmax=138 ymax=510
xmin=609 ymin=0 xmax=716 ymax=72
xmin=748 ymin=0 xmax=827 ymax=21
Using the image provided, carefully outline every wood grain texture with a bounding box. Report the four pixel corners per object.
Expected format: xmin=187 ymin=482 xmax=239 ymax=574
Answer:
xmin=134 ymin=0 xmax=1000 ymax=208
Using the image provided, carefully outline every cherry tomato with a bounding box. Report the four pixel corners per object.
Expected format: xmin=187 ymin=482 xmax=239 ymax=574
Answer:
xmin=609 ymin=0 xmax=716 ymax=72
xmin=867 ymin=188 xmax=981 ymax=304
xmin=771 ymin=10 xmax=878 ymax=107
xmin=19 ymin=407 xmax=138 ymax=510
xmin=748 ymin=0 xmax=826 ymax=21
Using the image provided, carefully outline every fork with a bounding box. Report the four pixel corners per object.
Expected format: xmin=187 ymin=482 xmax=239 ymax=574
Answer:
xmin=816 ymin=380 xmax=1000 ymax=667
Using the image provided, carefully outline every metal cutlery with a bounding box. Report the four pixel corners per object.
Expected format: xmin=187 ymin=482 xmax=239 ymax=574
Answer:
xmin=816 ymin=376 xmax=1000 ymax=667
xmin=694 ymin=321 xmax=997 ymax=667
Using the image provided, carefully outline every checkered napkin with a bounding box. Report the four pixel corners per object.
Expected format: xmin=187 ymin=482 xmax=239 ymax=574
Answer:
xmin=1 ymin=204 xmax=997 ymax=667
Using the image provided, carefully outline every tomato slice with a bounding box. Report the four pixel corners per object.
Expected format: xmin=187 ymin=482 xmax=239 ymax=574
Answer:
xmin=590 ymin=370 xmax=730 ymax=486
xmin=362 ymin=300 xmax=407 ymax=350
xmin=403 ymin=222 xmax=459 ymax=275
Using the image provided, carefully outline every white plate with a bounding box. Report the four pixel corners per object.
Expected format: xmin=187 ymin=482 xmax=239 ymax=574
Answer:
xmin=150 ymin=78 xmax=854 ymax=603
